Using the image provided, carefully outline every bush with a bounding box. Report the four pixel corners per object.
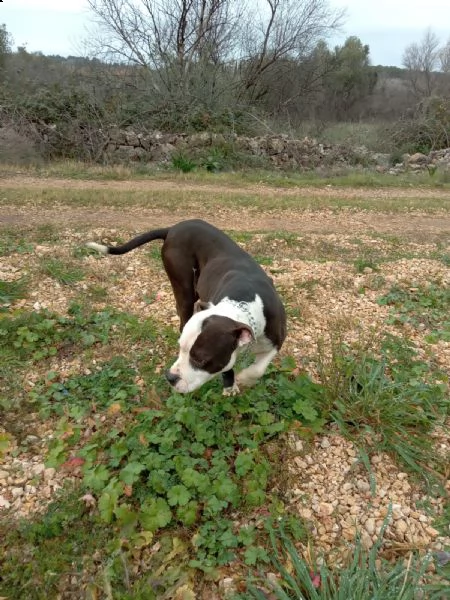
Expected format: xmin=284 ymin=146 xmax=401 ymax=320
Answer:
xmin=0 ymin=126 xmax=41 ymax=165
xmin=0 ymin=85 xmax=107 ymax=161
xmin=389 ymin=96 xmax=450 ymax=154
xmin=171 ymin=152 xmax=196 ymax=172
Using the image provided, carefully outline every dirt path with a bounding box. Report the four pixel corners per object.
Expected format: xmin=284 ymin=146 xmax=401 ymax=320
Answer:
xmin=2 ymin=174 xmax=450 ymax=198
xmin=1 ymin=176 xmax=450 ymax=240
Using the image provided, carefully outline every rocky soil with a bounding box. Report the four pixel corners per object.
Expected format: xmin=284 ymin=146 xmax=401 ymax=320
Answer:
xmin=1 ymin=177 xmax=449 ymax=589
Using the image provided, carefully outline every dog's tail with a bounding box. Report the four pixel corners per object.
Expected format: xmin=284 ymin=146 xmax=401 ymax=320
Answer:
xmin=86 ymin=227 xmax=170 ymax=255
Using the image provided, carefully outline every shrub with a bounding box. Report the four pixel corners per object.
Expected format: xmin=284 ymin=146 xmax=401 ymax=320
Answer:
xmin=0 ymin=85 xmax=107 ymax=161
xmin=388 ymin=96 xmax=450 ymax=154
xmin=0 ymin=126 xmax=41 ymax=165
xmin=171 ymin=153 xmax=196 ymax=173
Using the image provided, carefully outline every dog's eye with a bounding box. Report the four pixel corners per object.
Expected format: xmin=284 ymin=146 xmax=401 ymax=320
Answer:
xmin=190 ymin=354 xmax=207 ymax=370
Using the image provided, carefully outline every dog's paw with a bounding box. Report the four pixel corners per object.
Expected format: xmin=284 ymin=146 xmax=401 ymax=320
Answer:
xmin=236 ymin=372 xmax=258 ymax=388
xmin=222 ymin=382 xmax=240 ymax=397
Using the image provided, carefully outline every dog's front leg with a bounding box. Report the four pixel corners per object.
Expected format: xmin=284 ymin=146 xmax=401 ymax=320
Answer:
xmin=222 ymin=369 xmax=240 ymax=396
xmin=236 ymin=348 xmax=278 ymax=388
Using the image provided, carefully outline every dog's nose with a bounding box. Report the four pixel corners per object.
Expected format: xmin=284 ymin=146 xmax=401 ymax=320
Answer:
xmin=165 ymin=371 xmax=181 ymax=386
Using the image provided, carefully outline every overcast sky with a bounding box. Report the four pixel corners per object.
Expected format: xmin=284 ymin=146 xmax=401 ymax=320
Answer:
xmin=2 ymin=0 xmax=450 ymax=66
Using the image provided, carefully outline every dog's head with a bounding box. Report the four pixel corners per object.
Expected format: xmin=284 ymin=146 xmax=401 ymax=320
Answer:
xmin=166 ymin=309 xmax=253 ymax=393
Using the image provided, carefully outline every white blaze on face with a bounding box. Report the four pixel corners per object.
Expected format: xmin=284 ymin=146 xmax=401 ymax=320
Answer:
xmin=167 ymin=310 xmax=214 ymax=393
xmin=167 ymin=308 xmax=240 ymax=393
xmin=167 ymin=296 xmax=265 ymax=394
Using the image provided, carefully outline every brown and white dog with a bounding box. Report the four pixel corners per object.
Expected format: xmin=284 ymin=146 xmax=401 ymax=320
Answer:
xmin=87 ymin=219 xmax=286 ymax=395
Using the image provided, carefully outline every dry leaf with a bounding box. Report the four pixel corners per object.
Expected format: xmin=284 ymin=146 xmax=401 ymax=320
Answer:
xmin=107 ymin=402 xmax=122 ymax=415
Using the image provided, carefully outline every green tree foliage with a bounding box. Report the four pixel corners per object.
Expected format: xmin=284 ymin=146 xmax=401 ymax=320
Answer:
xmin=0 ymin=23 xmax=12 ymax=74
xmin=322 ymin=36 xmax=378 ymax=120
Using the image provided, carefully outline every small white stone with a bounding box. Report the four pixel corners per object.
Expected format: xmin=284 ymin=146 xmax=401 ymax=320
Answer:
xmin=0 ymin=495 xmax=11 ymax=509
xmin=426 ymin=526 xmax=439 ymax=538
xmin=11 ymin=487 xmax=24 ymax=498
xmin=392 ymin=508 xmax=403 ymax=520
xmin=365 ymin=518 xmax=376 ymax=535
xmin=14 ymin=476 xmax=28 ymax=486
xmin=395 ymin=519 xmax=408 ymax=535
xmin=356 ymin=480 xmax=370 ymax=493
xmin=31 ymin=463 xmax=45 ymax=477
xmin=219 ymin=577 xmax=235 ymax=595
xmin=299 ymin=508 xmax=313 ymax=519
xmin=25 ymin=435 xmax=40 ymax=444
xmin=44 ymin=468 xmax=56 ymax=481
xmin=318 ymin=502 xmax=334 ymax=516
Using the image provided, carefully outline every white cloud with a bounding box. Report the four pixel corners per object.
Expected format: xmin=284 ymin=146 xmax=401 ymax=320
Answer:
xmin=12 ymin=0 xmax=88 ymax=12
xmin=330 ymin=0 xmax=450 ymax=66
xmin=333 ymin=0 xmax=450 ymax=32
xmin=2 ymin=0 xmax=450 ymax=64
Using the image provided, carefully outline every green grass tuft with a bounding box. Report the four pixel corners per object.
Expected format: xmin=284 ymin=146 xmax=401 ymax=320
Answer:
xmin=354 ymin=257 xmax=379 ymax=273
xmin=0 ymin=230 xmax=33 ymax=256
xmin=317 ymin=333 xmax=448 ymax=482
xmin=242 ymin=519 xmax=448 ymax=599
xmin=40 ymin=258 xmax=86 ymax=285
xmin=0 ymin=491 xmax=115 ymax=600
xmin=378 ymin=284 xmax=450 ymax=342
xmin=171 ymin=153 xmax=196 ymax=173
xmin=0 ymin=278 xmax=29 ymax=308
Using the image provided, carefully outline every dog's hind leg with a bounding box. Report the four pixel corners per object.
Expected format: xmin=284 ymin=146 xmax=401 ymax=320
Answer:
xmin=162 ymin=248 xmax=197 ymax=330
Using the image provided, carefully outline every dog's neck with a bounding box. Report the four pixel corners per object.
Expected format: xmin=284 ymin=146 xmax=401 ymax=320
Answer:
xmin=212 ymin=296 xmax=265 ymax=339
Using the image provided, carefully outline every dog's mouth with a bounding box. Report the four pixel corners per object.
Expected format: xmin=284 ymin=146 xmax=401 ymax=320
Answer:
xmin=165 ymin=370 xmax=197 ymax=393
xmin=172 ymin=379 xmax=191 ymax=393
xmin=165 ymin=368 xmax=215 ymax=394
xmin=172 ymin=380 xmax=203 ymax=394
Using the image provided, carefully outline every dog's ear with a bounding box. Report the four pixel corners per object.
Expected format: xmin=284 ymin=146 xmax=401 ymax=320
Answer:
xmin=194 ymin=300 xmax=210 ymax=313
xmin=233 ymin=322 xmax=254 ymax=346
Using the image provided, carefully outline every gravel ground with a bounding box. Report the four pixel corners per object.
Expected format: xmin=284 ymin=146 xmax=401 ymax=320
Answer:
xmin=1 ymin=183 xmax=449 ymax=585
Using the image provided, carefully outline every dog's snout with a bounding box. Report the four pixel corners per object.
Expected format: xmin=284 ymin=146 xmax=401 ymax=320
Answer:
xmin=165 ymin=371 xmax=181 ymax=386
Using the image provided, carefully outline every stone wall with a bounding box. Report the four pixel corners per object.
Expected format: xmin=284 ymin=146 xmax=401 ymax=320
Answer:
xmin=388 ymin=149 xmax=450 ymax=175
xmin=104 ymin=129 xmax=380 ymax=169
xmin=104 ymin=128 xmax=450 ymax=173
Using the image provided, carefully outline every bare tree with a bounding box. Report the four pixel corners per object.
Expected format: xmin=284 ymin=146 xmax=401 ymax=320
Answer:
xmin=86 ymin=0 xmax=343 ymax=127
xmin=402 ymin=28 xmax=441 ymax=97
xmin=439 ymin=38 xmax=450 ymax=73
xmin=87 ymin=0 xmax=241 ymax=105
xmin=237 ymin=0 xmax=343 ymax=104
